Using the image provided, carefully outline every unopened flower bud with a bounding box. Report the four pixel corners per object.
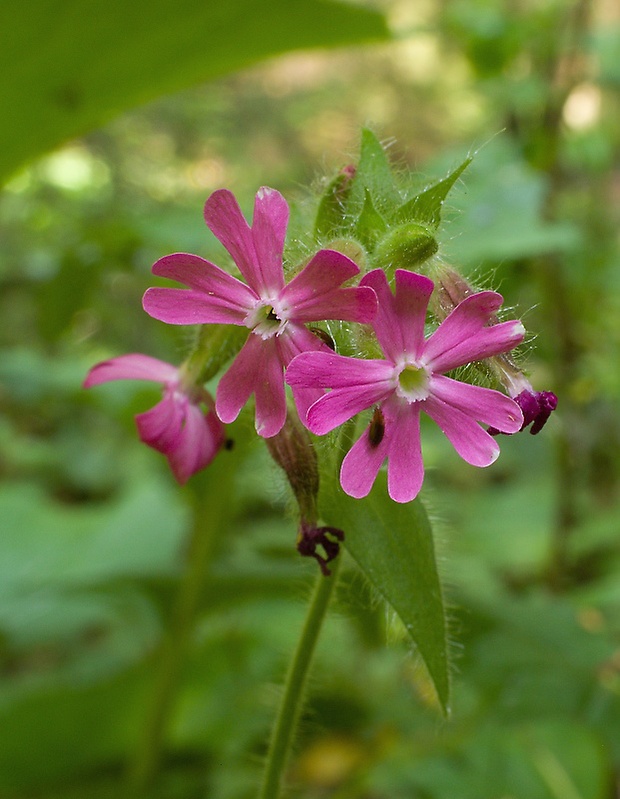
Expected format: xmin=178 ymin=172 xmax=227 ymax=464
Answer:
xmin=428 ymin=263 xmax=476 ymax=320
xmin=374 ymin=223 xmax=438 ymax=278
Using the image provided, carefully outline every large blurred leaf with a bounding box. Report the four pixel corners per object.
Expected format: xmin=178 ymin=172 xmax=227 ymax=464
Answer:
xmin=320 ymin=474 xmax=450 ymax=714
xmin=0 ymin=478 xmax=186 ymax=694
xmin=0 ymin=0 xmax=388 ymax=184
xmin=0 ymin=480 xmax=186 ymax=595
xmin=398 ymin=719 xmax=610 ymax=799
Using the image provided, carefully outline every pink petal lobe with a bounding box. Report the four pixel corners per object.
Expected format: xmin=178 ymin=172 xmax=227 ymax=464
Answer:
xmin=424 ymin=394 xmax=501 ymax=467
xmin=285 ymin=249 xmax=359 ymax=297
xmin=135 ymin=393 xmax=184 ymax=453
xmin=281 ymin=249 xmax=377 ymax=323
xmin=152 ymin=253 xmax=256 ymax=308
xmin=167 ymin=404 xmax=224 ymax=484
xmin=216 ymin=334 xmax=287 ymax=437
xmin=426 ymin=319 xmax=526 ymax=373
xmin=286 ymin=351 xmax=393 ymax=390
xmin=430 ymin=375 xmax=523 ymax=433
xmin=340 ymin=422 xmax=391 ymax=499
xmin=361 ymin=269 xmax=433 ymax=362
xmin=306 ymin=381 xmax=393 ymax=436
xmin=250 ymin=187 xmax=288 ymax=294
xmin=254 ymin=336 xmax=288 ymax=438
xmin=277 ymin=325 xmax=328 ymax=423
xmin=203 ymin=189 xmax=261 ymax=291
xmin=143 ymin=287 xmax=249 ymax=326
xmin=277 ymin=323 xmax=327 ymax=366
xmin=423 ymin=290 xmax=524 ymax=372
xmin=216 ymin=334 xmax=263 ymax=425
xmin=84 ymin=354 xmax=177 ymax=388
xmin=293 ymin=285 xmax=378 ymax=324
xmin=386 ymin=402 xmax=425 ymax=503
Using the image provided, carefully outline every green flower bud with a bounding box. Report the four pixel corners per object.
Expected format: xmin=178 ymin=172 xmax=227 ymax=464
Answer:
xmin=374 ymin=223 xmax=438 ymax=278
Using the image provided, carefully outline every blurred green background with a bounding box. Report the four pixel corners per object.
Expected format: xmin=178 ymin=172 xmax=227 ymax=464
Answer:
xmin=1 ymin=0 xmax=620 ymax=797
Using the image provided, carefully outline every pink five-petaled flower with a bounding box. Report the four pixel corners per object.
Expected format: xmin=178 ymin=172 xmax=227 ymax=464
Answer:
xmin=84 ymin=354 xmax=225 ymax=484
xmin=286 ymin=269 xmax=527 ymax=503
xmin=142 ymin=187 xmax=377 ymax=438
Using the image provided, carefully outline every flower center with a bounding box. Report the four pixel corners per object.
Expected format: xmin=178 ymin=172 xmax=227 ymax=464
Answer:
xmin=396 ymin=363 xmax=430 ymax=402
xmin=245 ymin=300 xmax=289 ymax=339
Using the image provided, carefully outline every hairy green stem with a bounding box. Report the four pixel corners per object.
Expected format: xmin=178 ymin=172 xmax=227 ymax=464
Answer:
xmin=258 ymin=421 xmax=352 ymax=799
xmin=258 ymin=557 xmax=341 ymax=799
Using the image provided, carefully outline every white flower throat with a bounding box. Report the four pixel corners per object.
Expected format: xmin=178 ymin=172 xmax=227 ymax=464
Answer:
xmin=395 ymin=362 xmax=431 ymax=403
xmin=245 ymin=299 xmax=290 ymax=339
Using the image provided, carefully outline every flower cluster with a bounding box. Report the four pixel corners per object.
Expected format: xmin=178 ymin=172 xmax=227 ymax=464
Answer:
xmin=142 ymin=187 xmax=377 ymax=437
xmin=286 ymin=269 xmax=525 ymax=503
xmin=85 ymin=187 xmax=376 ymax=482
xmin=85 ymin=184 xmax=554 ymax=503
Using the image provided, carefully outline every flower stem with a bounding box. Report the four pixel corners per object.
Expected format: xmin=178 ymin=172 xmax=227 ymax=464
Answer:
xmin=258 ymin=557 xmax=341 ymax=799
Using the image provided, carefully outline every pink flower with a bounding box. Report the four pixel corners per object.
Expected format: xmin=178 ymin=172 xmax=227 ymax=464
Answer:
xmin=84 ymin=354 xmax=225 ymax=484
xmin=286 ymin=269 xmax=526 ymax=503
xmin=142 ymin=187 xmax=377 ymax=438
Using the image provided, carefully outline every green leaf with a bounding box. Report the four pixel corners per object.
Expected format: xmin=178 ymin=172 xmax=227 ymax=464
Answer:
xmin=320 ymin=473 xmax=450 ymax=714
xmin=355 ymin=188 xmax=388 ymax=248
xmin=0 ymin=0 xmax=389 ymax=184
xmin=393 ymin=157 xmax=472 ymax=229
xmin=348 ymin=128 xmax=400 ymax=215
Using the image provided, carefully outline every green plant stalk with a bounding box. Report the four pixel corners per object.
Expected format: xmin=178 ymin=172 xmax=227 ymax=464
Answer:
xmin=258 ymin=556 xmax=341 ymax=799
xmin=128 ymin=470 xmax=229 ymax=791
xmin=259 ymin=422 xmax=352 ymax=799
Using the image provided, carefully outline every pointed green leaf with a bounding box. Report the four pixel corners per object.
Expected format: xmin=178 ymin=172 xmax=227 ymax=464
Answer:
xmin=393 ymin=157 xmax=473 ymax=230
xmin=354 ymin=188 xmax=388 ymax=248
xmin=0 ymin=0 xmax=389 ymax=184
xmin=348 ymin=128 xmax=400 ymax=216
xmin=319 ymin=473 xmax=450 ymax=714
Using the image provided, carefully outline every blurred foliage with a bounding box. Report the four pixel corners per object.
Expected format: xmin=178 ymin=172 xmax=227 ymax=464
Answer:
xmin=0 ymin=0 xmax=388 ymax=185
xmin=1 ymin=0 xmax=620 ymax=797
